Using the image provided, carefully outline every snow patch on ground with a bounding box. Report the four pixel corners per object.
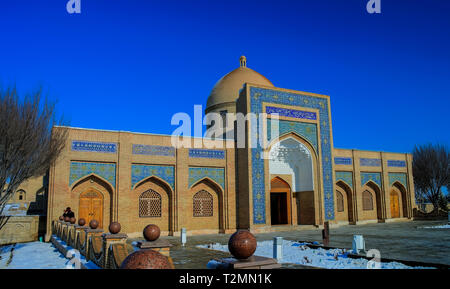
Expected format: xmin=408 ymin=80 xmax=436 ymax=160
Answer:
xmin=0 ymin=241 xmax=73 ymax=269
xmin=198 ymin=240 xmax=434 ymax=269
xmin=422 ymin=224 xmax=450 ymax=229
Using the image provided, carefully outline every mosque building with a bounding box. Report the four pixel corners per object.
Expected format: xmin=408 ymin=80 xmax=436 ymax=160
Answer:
xmin=7 ymin=56 xmax=416 ymax=241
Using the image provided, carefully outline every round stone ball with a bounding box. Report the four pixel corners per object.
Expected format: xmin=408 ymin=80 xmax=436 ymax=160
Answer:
xmin=64 ymin=216 xmax=70 ymax=222
xmin=228 ymin=230 xmax=257 ymax=259
xmin=78 ymin=218 xmax=86 ymax=226
xmin=59 ymin=216 xmax=64 ymax=221
xmin=120 ymin=249 xmax=174 ymax=269
xmin=143 ymin=224 xmax=160 ymax=241
xmin=69 ymin=217 xmax=76 ymax=224
xmin=109 ymin=222 xmax=121 ymax=234
xmin=89 ymin=219 xmax=99 ymax=229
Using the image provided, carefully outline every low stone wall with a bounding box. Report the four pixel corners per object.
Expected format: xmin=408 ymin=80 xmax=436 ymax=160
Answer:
xmin=413 ymin=208 xmax=448 ymax=220
xmin=0 ymin=216 xmax=44 ymax=245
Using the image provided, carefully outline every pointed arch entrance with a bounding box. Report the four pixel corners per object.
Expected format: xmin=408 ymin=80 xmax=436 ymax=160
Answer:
xmin=270 ymin=177 xmax=291 ymax=225
xmin=79 ymin=189 xmax=104 ymax=228
xmin=335 ymin=181 xmax=355 ymax=224
xmin=360 ymin=181 xmax=383 ymax=221
xmin=390 ymin=182 xmax=408 ymax=218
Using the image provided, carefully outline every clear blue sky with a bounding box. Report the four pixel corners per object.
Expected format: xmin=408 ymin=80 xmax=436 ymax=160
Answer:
xmin=1 ymin=0 xmax=449 ymax=153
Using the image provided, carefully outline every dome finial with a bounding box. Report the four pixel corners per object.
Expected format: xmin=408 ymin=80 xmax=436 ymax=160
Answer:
xmin=239 ymin=55 xmax=247 ymax=67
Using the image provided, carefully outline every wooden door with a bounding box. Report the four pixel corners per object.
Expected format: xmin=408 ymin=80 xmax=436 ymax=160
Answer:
xmin=390 ymin=192 xmax=399 ymax=218
xmin=79 ymin=190 xmax=103 ymax=228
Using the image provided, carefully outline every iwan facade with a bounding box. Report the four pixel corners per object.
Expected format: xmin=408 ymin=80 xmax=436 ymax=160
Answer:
xmin=36 ymin=57 xmax=414 ymax=241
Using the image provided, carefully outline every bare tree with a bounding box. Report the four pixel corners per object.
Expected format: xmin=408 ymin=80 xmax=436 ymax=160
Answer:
xmin=0 ymin=87 xmax=67 ymax=230
xmin=412 ymin=144 xmax=450 ymax=211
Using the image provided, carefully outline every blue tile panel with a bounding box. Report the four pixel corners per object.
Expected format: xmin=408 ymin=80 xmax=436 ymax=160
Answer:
xmin=132 ymin=144 xmax=175 ymax=156
xmin=131 ymin=164 xmax=175 ymax=190
xmin=388 ymin=173 xmax=407 ymax=187
xmin=334 ymin=157 xmax=352 ymax=165
xmin=387 ymin=160 xmax=406 ymax=167
xmin=188 ymin=149 xmax=225 ymax=159
xmin=266 ymin=119 xmax=318 ymax=152
xmin=71 ymin=140 xmax=117 ymax=153
xmin=360 ymin=158 xmax=381 ymax=167
xmin=265 ymin=105 xmax=317 ymax=121
xmin=69 ymin=162 xmax=116 ymax=188
xmin=361 ymin=172 xmax=382 ymax=188
xmin=250 ymin=86 xmax=335 ymax=223
xmin=335 ymin=171 xmax=353 ymax=189
xmin=188 ymin=167 xmax=225 ymax=190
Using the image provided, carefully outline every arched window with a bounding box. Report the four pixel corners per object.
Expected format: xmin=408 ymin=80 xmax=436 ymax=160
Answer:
xmin=193 ymin=190 xmax=213 ymax=217
xmin=336 ymin=191 xmax=344 ymax=212
xmin=139 ymin=189 xmax=161 ymax=217
xmin=362 ymin=190 xmax=374 ymax=211
xmin=17 ymin=190 xmax=26 ymax=201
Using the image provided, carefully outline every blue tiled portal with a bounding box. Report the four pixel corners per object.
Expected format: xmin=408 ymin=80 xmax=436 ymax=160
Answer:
xmin=250 ymin=86 xmax=335 ymax=223
xmin=266 ymin=119 xmax=318 ymax=152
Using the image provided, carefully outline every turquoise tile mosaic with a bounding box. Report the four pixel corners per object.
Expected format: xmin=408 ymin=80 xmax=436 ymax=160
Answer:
xmin=361 ymin=172 xmax=382 ymax=188
xmin=71 ymin=140 xmax=117 ymax=153
xmin=69 ymin=161 xmax=116 ymax=188
xmin=387 ymin=160 xmax=406 ymax=167
xmin=266 ymin=119 xmax=318 ymax=152
xmin=188 ymin=167 xmax=225 ymax=190
xmin=188 ymin=149 xmax=225 ymax=159
xmin=265 ymin=106 xmax=317 ymax=121
xmin=334 ymin=157 xmax=352 ymax=165
xmin=250 ymin=86 xmax=335 ymax=223
xmin=131 ymin=164 xmax=175 ymax=190
xmin=360 ymin=158 xmax=381 ymax=167
xmin=132 ymin=144 xmax=175 ymax=156
xmin=388 ymin=173 xmax=407 ymax=187
xmin=335 ymin=171 xmax=353 ymax=189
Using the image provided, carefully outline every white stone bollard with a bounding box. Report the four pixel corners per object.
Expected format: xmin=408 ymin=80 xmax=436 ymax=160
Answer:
xmin=181 ymin=228 xmax=187 ymax=246
xmin=352 ymin=235 xmax=365 ymax=254
xmin=273 ymin=237 xmax=283 ymax=262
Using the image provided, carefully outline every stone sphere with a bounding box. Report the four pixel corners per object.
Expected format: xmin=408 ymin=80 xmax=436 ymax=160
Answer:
xmin=69 ymin=217 xmax=76 ymax=224
xmin=89 ymin=219 xmax=99 ymax=229
xmin=109 ymin=222 xmax=121 ymax=234
xmin=228 ymin=230 xmax=257 ymax=259
xmin=78 ymin=218 xmax=86 ymax=226
xmin=143 ymin=224 xmax=160 ymax=241
xmin=120 ymin=249 xmax=173 ymax=269
xmin=64 ymin=216 xmax=70 ymax=222
xmin=59 ymin=216 xmax=64 ymax=221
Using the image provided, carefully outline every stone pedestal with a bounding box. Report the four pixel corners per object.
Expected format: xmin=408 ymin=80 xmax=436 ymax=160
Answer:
xmin=60 ymin=222 xmax=70 ymax=242
xmin=66 ymin=224 xmax=76 ymax=246
xmin=82 ymin=228 xmax=104 ymax=261
xmin=102 ymin=233 xmax=128 ymax=268
xmin=213 ymin=255 xmax=281 ymax=269
xmin=135 ymin=239 xmax=173 ymax=257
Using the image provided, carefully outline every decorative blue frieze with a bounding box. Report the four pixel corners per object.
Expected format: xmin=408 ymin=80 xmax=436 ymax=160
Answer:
xmin=361 ymin=172 xmax=382 ymax=188
xmin=266 ymin=119 xmax=318 ymax=152
xmin=188 ymin=149 xmax=225 ymax=159
xmin=360 ymin=158 xmax=381 ymax=167
xmin=266 ymin=106 xmax=317 ymax=121
xmin=335 ymin=171 xmax=353 ymax=189
xmin=132 ymin=144 xmax=175 ymax=156
xmin=250 ymin=86 xmax=335 ymax=222
xmin=188 ymin=167 xmax=225 ymax=190
xmin=387 ymin=160 xmax=406 ymax=167
xmin=69 ymin=161 xmax=116 ymax=188
xmin=388 ymin=173 xmax=407 ymax=187
xmin=334 ymin=157 xmax=352 ymax=165
xmin=131 ymin=164 xmax=175 ymax=190
xmin=71 ymin=140 xmax=117 ymax=153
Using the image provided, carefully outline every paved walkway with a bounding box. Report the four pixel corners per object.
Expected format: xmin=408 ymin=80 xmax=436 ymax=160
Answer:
xmin=128 ymin=220 xmax=450 ymax=268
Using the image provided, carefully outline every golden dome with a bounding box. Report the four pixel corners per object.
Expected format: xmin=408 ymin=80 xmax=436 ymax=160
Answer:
xmin=206 ymin=56 xmax=274 ymax=113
